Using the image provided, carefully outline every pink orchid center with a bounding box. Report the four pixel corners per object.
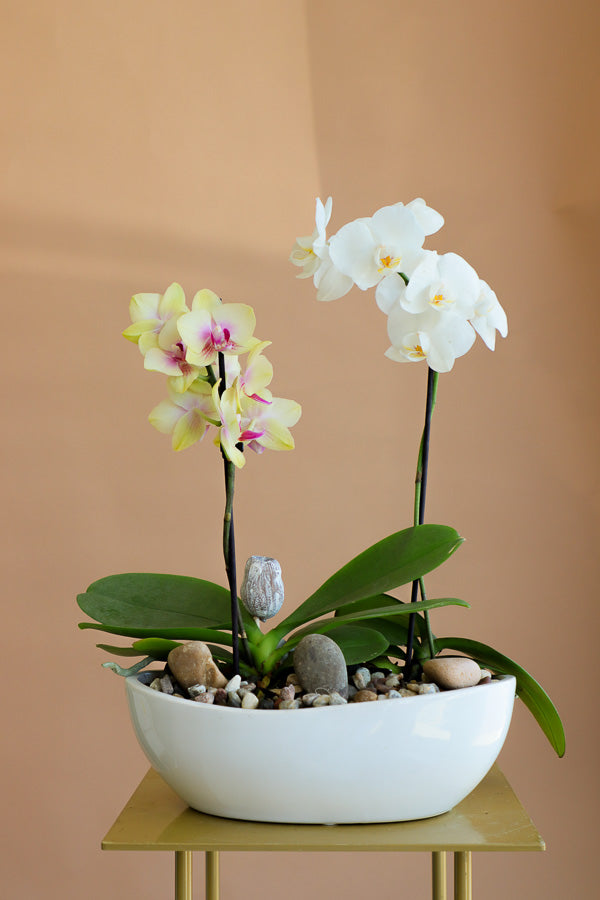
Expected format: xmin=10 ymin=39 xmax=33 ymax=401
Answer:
xmin=211 ymin=322 xmax=232 ymax=351
xmin=240 ymin=428 xmax=265 ymax=442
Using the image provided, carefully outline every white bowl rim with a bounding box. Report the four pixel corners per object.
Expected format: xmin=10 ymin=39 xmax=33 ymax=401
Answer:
xmin=126 ymin=671 xmax=516 ymax=715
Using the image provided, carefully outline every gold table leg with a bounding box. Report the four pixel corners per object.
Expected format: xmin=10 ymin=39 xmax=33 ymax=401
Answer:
xmin=174 ymin=850 xmax=193 ymax=900
xmin=453 ymin=851 xmax=472 ymax=900
xmin=432 ymin=851 xmax=447 ymax=899
xmin=206 ymin=850 xmax=220 ymax=900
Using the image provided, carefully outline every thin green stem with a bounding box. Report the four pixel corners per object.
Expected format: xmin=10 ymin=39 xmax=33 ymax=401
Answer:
xmin=404 ymin=367 xmax=439 ymax=674
xmin=218 ymin=353 xmax=249 ymax=675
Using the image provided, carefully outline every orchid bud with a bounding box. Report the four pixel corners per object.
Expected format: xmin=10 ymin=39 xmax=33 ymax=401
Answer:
xmin=240 ymin=556 xmax=284 ymax=622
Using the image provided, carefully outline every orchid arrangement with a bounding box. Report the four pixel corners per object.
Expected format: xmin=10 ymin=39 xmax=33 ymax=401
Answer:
xmin=291 ymin=195 xmax=563 ymax=755
xmin=77 ymin=199 xmax=564 ymax=758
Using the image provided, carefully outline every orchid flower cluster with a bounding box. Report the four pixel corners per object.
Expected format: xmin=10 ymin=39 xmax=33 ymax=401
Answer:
xmin=290 ymin=197 xmax=507 ymax=372
xmin=122 ymin=283 xmax=301 ymax=467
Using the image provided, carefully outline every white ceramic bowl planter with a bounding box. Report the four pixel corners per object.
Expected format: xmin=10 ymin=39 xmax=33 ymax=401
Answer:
xmin=125 ymin=673 xmax=516 ymax=824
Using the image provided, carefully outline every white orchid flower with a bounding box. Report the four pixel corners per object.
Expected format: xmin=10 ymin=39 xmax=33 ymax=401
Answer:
xmin=470 ymin=280 xmax=508 ymax=350
xmin=328 ymin=203 xmax=428 ymax=291
xmin=401 ymin=251 xmax=480 ymax=320
xmin=290 ymin=197 xmax=332 ymax=279
xmin=386 ymin=305 xmax=476 ymax=373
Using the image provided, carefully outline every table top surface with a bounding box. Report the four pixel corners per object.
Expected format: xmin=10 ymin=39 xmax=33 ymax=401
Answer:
xmin=102 ymin=766 xmax=545 ymax=853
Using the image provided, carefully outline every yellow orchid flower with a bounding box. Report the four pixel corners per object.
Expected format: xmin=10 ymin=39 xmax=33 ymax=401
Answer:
xmin=212 ymin=380 xmax=245 ymax=468
xmin=239 ymin=394 xmax=302 ymax=453
xmin=149 ymin=380 xmax=216 ymax=451
xmin=177 ymin=290 xmax=257 ymax=367
xmin=122 ymin=282 xmax=188 ymax=350
xmin=142 ymin=316 xmax=206 ymax=393
xmin=238 ymin=340 xmax=273 ymax=402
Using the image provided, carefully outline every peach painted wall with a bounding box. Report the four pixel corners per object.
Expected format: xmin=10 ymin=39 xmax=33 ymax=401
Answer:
xmin=2 ymin=1 xmax=598 ymax=897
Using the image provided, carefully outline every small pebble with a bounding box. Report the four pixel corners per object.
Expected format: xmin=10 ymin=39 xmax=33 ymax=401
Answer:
xmin=213 ymin=689 xmax=227 ymax=705
xmin=384 ymin=674 xmax=401 ymax=688
xmin=280 ymin=684 xmax=295 ymax=702
xmin=279 ymin=699 xmax=302 ymax=709
xmin=328 ymin=692 xmax=347 ymax=705
xmin=225 ymin=675 xmax=242 ymax=693
xmin=302 ymin=692 xmax=320 ymax=706
xmin=286 ymin=673 xmax=301 ymax=686
xmin=227 ymin=691 xmax=241 ymax=707
xmin=354 ymin=690 xmax=378 ymax=702
xmin=160 ymin=674 xmax=174 ymax=694
xmin=241 ymin=692 xmax=259 ymax=710
xmin=193 ymin=692 xmax=214 ymax=704
xmin=312 ymin=695 xmax=331 ymax=707
xmin=149 ymin=678 xmax=162 ymax=691
xmin=188 ymin=683 xmax=206 ymax=698
xmin=414 ymin=682 xmax=440 ymax=695
xmin=259 ymin=697 xmax=275 ymax=710
xmin=387 ymin=690 xmax=402 ymax=699
xmin=168 ymin=641 xmax=228 ymax=690
xmin=423 ymin=657 xmax=482 ymax=690
xmin=353 ymin=667 xmax=371 ymax=690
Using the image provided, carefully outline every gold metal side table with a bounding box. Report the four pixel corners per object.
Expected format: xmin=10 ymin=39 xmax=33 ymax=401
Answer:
xmin=102 ymin=765 xmax=544 ymax=900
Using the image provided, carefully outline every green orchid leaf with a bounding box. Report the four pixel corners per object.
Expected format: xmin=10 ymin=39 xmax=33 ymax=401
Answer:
xmin=133 ymin=638 xmax=182 ymax=658
xmin=434 ymin=637 xmax=566 ymax=758
xmin=336 ymin=594 xmax=432 ymax=642
xmin=284 ymin=597 xmax=467 ymax=650
xmin=354 ymin=616 xmax=410 ymax=646
xmin=368 ymin=656 xmax=402 ymax=673
xmin=78 ymin=573 xmax=231 ymax=630
xmin=78 ymin=620 xmax=233 ymax=645
xmin=207 ymin=645 xmax=234 ymax=665
xmin=96 ymin=643 xmax=144 ymax=657
xmin=313 ymin=625 xmax=389 ymax=666
xmin=277 ymin=525 xmax=463 ymax=634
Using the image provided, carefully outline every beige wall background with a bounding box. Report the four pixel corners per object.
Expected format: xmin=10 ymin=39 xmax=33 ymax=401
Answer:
xmin=2 ymin=1 xmax=598 ymax=896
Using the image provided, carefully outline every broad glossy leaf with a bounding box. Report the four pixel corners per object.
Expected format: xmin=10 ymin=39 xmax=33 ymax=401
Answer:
xmin=368 ymin=656 xmax=402 ymax=673
xmin=277 ymin=525 xmax=463 ymax=633
xmin=355 ymin=616 xmax=410 ymax=646
xmin=96 ymin=643 xmax=143 ymax=657
xmin=78 ymin=620 xmax=233 ymax=645
xmin=316 ymin=625 xmax=389 ymax=665
xmin=133 ymin=637 xmax=181 ymax=658
xmin=435 ymin=637 xmax=566 ymax=758
xmin=285 ymin=597 xmax=467 ymax=648
xmin=79 ymin=573 xmax=231 ymax=629
xmin=338 ymin=594 xmax=433 ymax=641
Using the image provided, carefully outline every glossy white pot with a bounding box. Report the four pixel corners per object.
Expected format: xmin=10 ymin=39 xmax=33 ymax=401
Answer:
xmin=125 ymin=673 xmax=516 ymax=824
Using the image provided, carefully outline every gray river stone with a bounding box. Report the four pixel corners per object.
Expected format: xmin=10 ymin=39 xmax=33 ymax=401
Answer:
xmin=293 ymin=634 xmax=349 ymax=699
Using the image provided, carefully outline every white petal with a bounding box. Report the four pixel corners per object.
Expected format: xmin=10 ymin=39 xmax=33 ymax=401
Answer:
xmin=329 ymin=219 xmax=379 ymax=290
xmin=376 ymin=272 xmax=407 ymax=313
xmin=370 ymin=203 xmax=425 ymax=250
xmin=427 ymin=315 xmax=476 ymax=372
xmin=471 ymin=281 xmax=508 ymax=350
xmin=315 ymin=196 xmax=332 ymax=233
xmin=403 ymin=252 xmax=440 ymax=313
xmin=314 ymin=257 xmax=353 ymax=302
xmin=406 ymin=198 xmax=444 ymax=235
xmin=438 ymin=253 xmax=480 ymax=317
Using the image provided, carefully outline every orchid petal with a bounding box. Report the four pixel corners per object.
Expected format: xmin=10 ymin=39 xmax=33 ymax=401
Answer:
xmin=376 ymin=272 xmax=407 ymax=314
xmin=172 ymin=409 xmax=209 ymax=451
xmin=471 ymin=280 xmax=508 ymax=350
xmin=329 ymin=219 xmax=379 ymax=290
xmin=314 ymin=255 xmax=354 ymax=302
xmin=406 ymin=198 xmax=444 ymax=235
